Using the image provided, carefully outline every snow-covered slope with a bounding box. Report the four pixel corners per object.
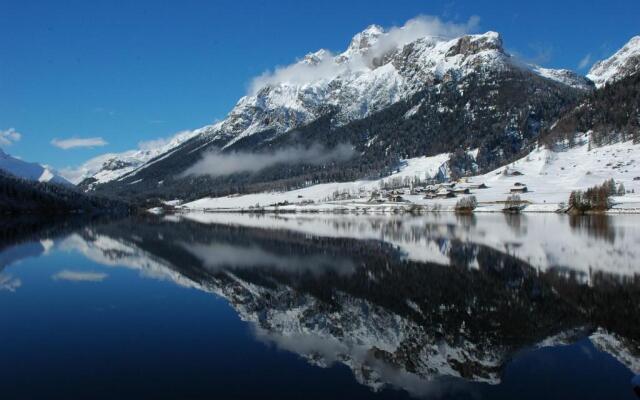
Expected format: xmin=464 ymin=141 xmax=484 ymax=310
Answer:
xmin=68 ymin=129 xmax=200 ymax=186
xmin=532 ymin=66 xmax=593 ymax=90
xmin=182 ymin=134 xmax=640 ymax=213
xmin=0 ymin=148 xmax=71 ymax=185
xmin=471 ymin=136 xmax=640 ymax=209
xmin=587 ymin=36 xmax=640 ymax=88
xmin=182 ymin=151 xmax=451 ymax=210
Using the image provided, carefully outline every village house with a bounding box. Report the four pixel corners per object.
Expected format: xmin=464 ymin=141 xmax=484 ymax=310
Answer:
xmin=510 ymin=184 xmax=528 ymax=194
xmin=453 ymin=187 xmax=471 ymax=195
xmin=467 ymin=183 xmax=488 ymax=189
xmin=436 ymin=188 xmax=456 ymax=198
xmin=503 ymin=166 xmax=524 ymax=176
xmin=423 ymin=192 xmax=437 ymax=199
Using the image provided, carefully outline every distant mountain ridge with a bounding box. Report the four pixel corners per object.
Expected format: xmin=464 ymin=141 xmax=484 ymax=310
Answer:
xmin=68 ymin=129 xmax=200 ymax=187
xmin=543 ymin=35 xmax=640 ymax=147
xmin=0 ymin=148 xmax=71 ymax=186
xmin=587 ymin=36 xmax=640 ymax=88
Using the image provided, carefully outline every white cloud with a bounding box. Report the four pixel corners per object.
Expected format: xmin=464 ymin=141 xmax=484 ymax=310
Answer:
xmin=373 ymin=15 xmax=480 ymax=56
xmin=0 ymin=128 xmax=22 ymax=146
xmin=578 ymin=53 xmax=592 ymax=70
xmin=249 ymin=51 xmax=344 ymax=94
xmin=51 ymin=137 xmax=108 ymax=150
xmin=0 ymin=274 xmax=22 ymax=292
xmin=52 ymin=270 xmax=108 ymax=282
xmin=181 ymin=143 xmax=355 ymax=177
xmin=249 ymin=15 xmax=480 ymax=94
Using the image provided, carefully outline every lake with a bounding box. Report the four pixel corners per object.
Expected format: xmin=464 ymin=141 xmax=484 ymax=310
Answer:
xmin=1 ymin=213 xmax=639 ymax=399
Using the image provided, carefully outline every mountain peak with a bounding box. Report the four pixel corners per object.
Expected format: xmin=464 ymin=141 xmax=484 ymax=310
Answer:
xmin=341 ymin=24 xmax=385 ymax=59
xmin=445 ymin=31 xmax=504 ymax=58
xmin=302 ymin=49 xmax=331 ymax=65
xmin=353 ymin=24 xmax=385 ymax=42
xmin=531 ymin=66 xmax=594 ymax=90
xmin=0 ymin=149 xmax=71 ymax=185
xmin=587 ymin=35 xmax=640 ymax=88
xmin=474 ymin=30 xmax=502 ymax=44
xmin=481 ymin=31 xmax=503 ymax=48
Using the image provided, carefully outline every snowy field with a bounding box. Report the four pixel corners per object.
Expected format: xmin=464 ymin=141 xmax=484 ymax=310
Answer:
xmin=179 ymin=137 xmax=640 ymax=214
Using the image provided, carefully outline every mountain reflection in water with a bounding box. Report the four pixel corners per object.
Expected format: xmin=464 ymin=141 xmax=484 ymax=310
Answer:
xmin=0 ymin=213 xmax=639 ymax=399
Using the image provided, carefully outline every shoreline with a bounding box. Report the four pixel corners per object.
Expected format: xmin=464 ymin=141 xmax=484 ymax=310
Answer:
xmin=162 ymin=202 xmax=640 ymax=216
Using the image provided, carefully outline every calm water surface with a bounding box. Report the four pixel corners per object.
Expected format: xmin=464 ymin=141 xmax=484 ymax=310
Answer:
xmin=1 ymin=213 xmax=639 ymax=399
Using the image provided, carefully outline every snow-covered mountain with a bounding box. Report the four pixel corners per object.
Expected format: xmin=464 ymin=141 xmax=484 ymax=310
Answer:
xmin=546 ymin=37 xmax=640 ymax=150
xmin=179 ymin=25 xmax=590 ymax=153
xmin=189 ymin=27 xmax=590 ymax=150
xmin=81 ymin=22 xmax=592 ymax=196
xmin=587 ymin=36 xmax=640 ymax=88
xmin=0 ymin=148 xmax=71 ymax=185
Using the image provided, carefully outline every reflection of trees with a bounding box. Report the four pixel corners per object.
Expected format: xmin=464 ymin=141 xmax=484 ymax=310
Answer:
xmin=544 ymin=272 xmax=640 ymax=340
xmin=0 ymin=215 xmax=113 ymax=253
xmin=568 ymin=214 xmax=616 ymax=243
xmin=455 ymin=214 xmax=476 ymax=230
xmin=503 ymin=213 xmax=525 ymax=234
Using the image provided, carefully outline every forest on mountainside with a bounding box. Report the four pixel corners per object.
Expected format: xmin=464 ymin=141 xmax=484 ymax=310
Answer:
xmin=541 ymin=72 xmax=640 ymax=147
xmin=0 ymin=171 xmax=132 ymax=215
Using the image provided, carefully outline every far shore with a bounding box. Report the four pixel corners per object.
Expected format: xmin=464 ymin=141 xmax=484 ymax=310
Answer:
xmin=154 ymin=201 xmax=640 ymax=216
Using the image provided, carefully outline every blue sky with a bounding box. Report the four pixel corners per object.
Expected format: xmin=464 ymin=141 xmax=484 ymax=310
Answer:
xmin=1 ymin=0 xmax=639 ymax=171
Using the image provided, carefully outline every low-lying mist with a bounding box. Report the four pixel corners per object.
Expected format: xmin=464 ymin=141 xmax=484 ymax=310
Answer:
xmin=181 ymin=143 xmax=355 ymax=177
